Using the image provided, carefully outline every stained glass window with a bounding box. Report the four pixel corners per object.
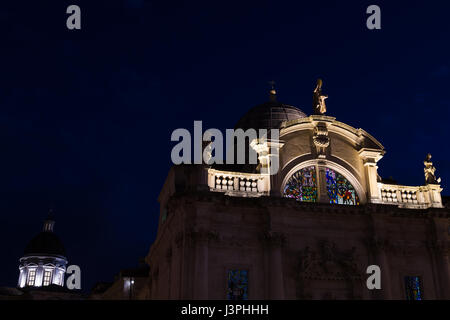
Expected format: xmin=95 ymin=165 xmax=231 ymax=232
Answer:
xmin=283 ymin=166 xmax=317 ymax=202
xmin=227 ymin=270 xmax=248 ymax=300
xmin=405 ymin=276 xmax=423 ymax=300
xmin=325 ymin=168 xmax=359 ymax=205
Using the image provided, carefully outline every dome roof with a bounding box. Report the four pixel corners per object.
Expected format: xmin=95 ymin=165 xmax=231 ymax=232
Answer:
xmin=213 ymin=94 xmax=307 ymax=174
xmin=235 ymin=100 xmax=307 ymax=130
xmin=24 ymin=231 xmax=66 ymax=257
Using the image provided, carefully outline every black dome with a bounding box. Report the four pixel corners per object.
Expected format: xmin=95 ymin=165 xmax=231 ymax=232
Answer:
xmin=235 ymin=100 xmax=307 ymax=130
xmin=213 ymin=97 xmax=307 ymax=174
xmin=24 ymin=231 xmax=66 ymax=257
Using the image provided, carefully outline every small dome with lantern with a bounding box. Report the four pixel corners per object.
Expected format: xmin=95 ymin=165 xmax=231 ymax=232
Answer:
xmin=17 ymin=212 xmax=68 ymax=289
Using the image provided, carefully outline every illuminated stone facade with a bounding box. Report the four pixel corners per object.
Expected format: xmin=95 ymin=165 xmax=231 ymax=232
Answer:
xmin=145 ymin=90 xmax=449 ymax=300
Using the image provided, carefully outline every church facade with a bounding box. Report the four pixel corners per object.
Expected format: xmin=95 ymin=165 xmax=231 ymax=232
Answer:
xmin=145 ymin=82 xmax=450 ymax=300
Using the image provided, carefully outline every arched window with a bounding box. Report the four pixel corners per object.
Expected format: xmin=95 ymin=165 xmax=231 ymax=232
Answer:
xmin=325 ymin=168 xmax=359 ymax=205
xmin=283 ymin=166 xmax=360 ymax=205
xmin=283 ymin=166 xmax=317 ymax=202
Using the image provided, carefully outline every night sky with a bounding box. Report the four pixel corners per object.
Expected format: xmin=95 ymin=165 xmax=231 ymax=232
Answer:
xmin=0 ymin=1 xmax=449 ymax=292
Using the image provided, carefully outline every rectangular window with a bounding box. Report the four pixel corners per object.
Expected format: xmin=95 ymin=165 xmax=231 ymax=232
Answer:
xmin=227 ymin=269 xmax=248 ymax=300
xmin=43 ymin=270 xmax=52 ymax=286
xmin=405 ymin=276 xmax=423 ymax=300
xmin=161 ymin=208 xmax=167 ymax=223
xmin=27 ymin=269 xmax=36 ymax=286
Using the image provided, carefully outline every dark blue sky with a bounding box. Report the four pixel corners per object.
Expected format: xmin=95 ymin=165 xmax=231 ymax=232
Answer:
xmin=0 ymin=0 xmax=449 ymax=291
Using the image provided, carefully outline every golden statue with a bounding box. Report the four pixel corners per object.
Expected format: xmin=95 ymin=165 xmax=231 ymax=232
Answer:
xmin=424 ymin=153 xmax=441 ymax=184
xmin=313 ymin=79 xmax=328 ymax=115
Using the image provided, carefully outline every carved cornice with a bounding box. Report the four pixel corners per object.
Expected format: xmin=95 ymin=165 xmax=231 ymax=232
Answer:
xmin=167 ymin=191 xmax=450 ymax=218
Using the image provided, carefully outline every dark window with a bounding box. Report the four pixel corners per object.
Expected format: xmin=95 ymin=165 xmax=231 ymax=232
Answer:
xmin=161 ymin=208 xmax=167 ymax=223
xmin=227 ymin=270 xmax=248 ymax=300
xmin=405 ymin=276 xmax=423 ymax=300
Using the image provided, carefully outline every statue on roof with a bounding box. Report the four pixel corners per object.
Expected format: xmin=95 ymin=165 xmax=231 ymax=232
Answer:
xmin=424 ymin=153 xmax=441 ymax=184
xmin=268 ymin=80 xmax=277 ymax=102
xmin=313 ymin=78 xmax=328 ymax=115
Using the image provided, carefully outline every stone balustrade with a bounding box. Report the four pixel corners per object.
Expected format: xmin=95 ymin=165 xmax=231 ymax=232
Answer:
xmin=377 ymin=183 xmax=443 ymax=208
xmin=207 ymin=169 xmax=443 ymax=208
xmin=207 ymin=169 xmax=269 ymax=196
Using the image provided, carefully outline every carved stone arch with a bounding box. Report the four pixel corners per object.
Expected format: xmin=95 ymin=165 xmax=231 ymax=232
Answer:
xmin=319 ymin=160 xmax=366 ymax=204
xmin=274 ymin=153 xmax=316 ymax=195
xmin=280 ymin=159 xmax=319 ymax=196
xmin=325 ymin=155 xmax=366 ymax=192
xmin=279 ymin=158 xmax=367 ymax=204
xmin=281 ymin=152 xmax=316 ymax=173
xmin=282 ymin=152 xmax=364 ymax=185
xmin=278 ymin=117 xmax=384 ymax=203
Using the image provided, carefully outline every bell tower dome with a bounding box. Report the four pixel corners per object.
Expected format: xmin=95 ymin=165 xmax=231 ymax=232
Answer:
xmin=17 ymin=211 xmax=68 ymax=289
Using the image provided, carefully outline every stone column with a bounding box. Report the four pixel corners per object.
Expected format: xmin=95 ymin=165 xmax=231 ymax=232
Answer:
xmin=364 ymin=161 xmax=381 ymax=203
xmin=166 ymin=247 xmax=173 ymax=299
xmin=359 ymin=149 xmax=384 ymax=203
xmin=250 ymin=137 xmax=284 ymax=196
xmin=153 ymin=267 xmax=159 ymax=298
xmin=427 ymin=184 xmax=444 ymax=208
xmin=36 ymin=264 xmax=44 ymax=287
xmin=17 ymin=268 xmax=25 ymax=288
xmin=50 ymin=268 xmax=55 ymax=286
xmin=174 ymin=232 xmax=184 ymax=299
xmin=317 ymin=163 xmax=328 ymax=203
xmin=263 ymin=231 xmax=286 ymax=299
xmin=191 ymin=229 xmax=218 ymax=299
xmin=192 ymin=231 xmax=208 ymax=299
xmin=435 ymin=241 xmax=450 ymax=299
